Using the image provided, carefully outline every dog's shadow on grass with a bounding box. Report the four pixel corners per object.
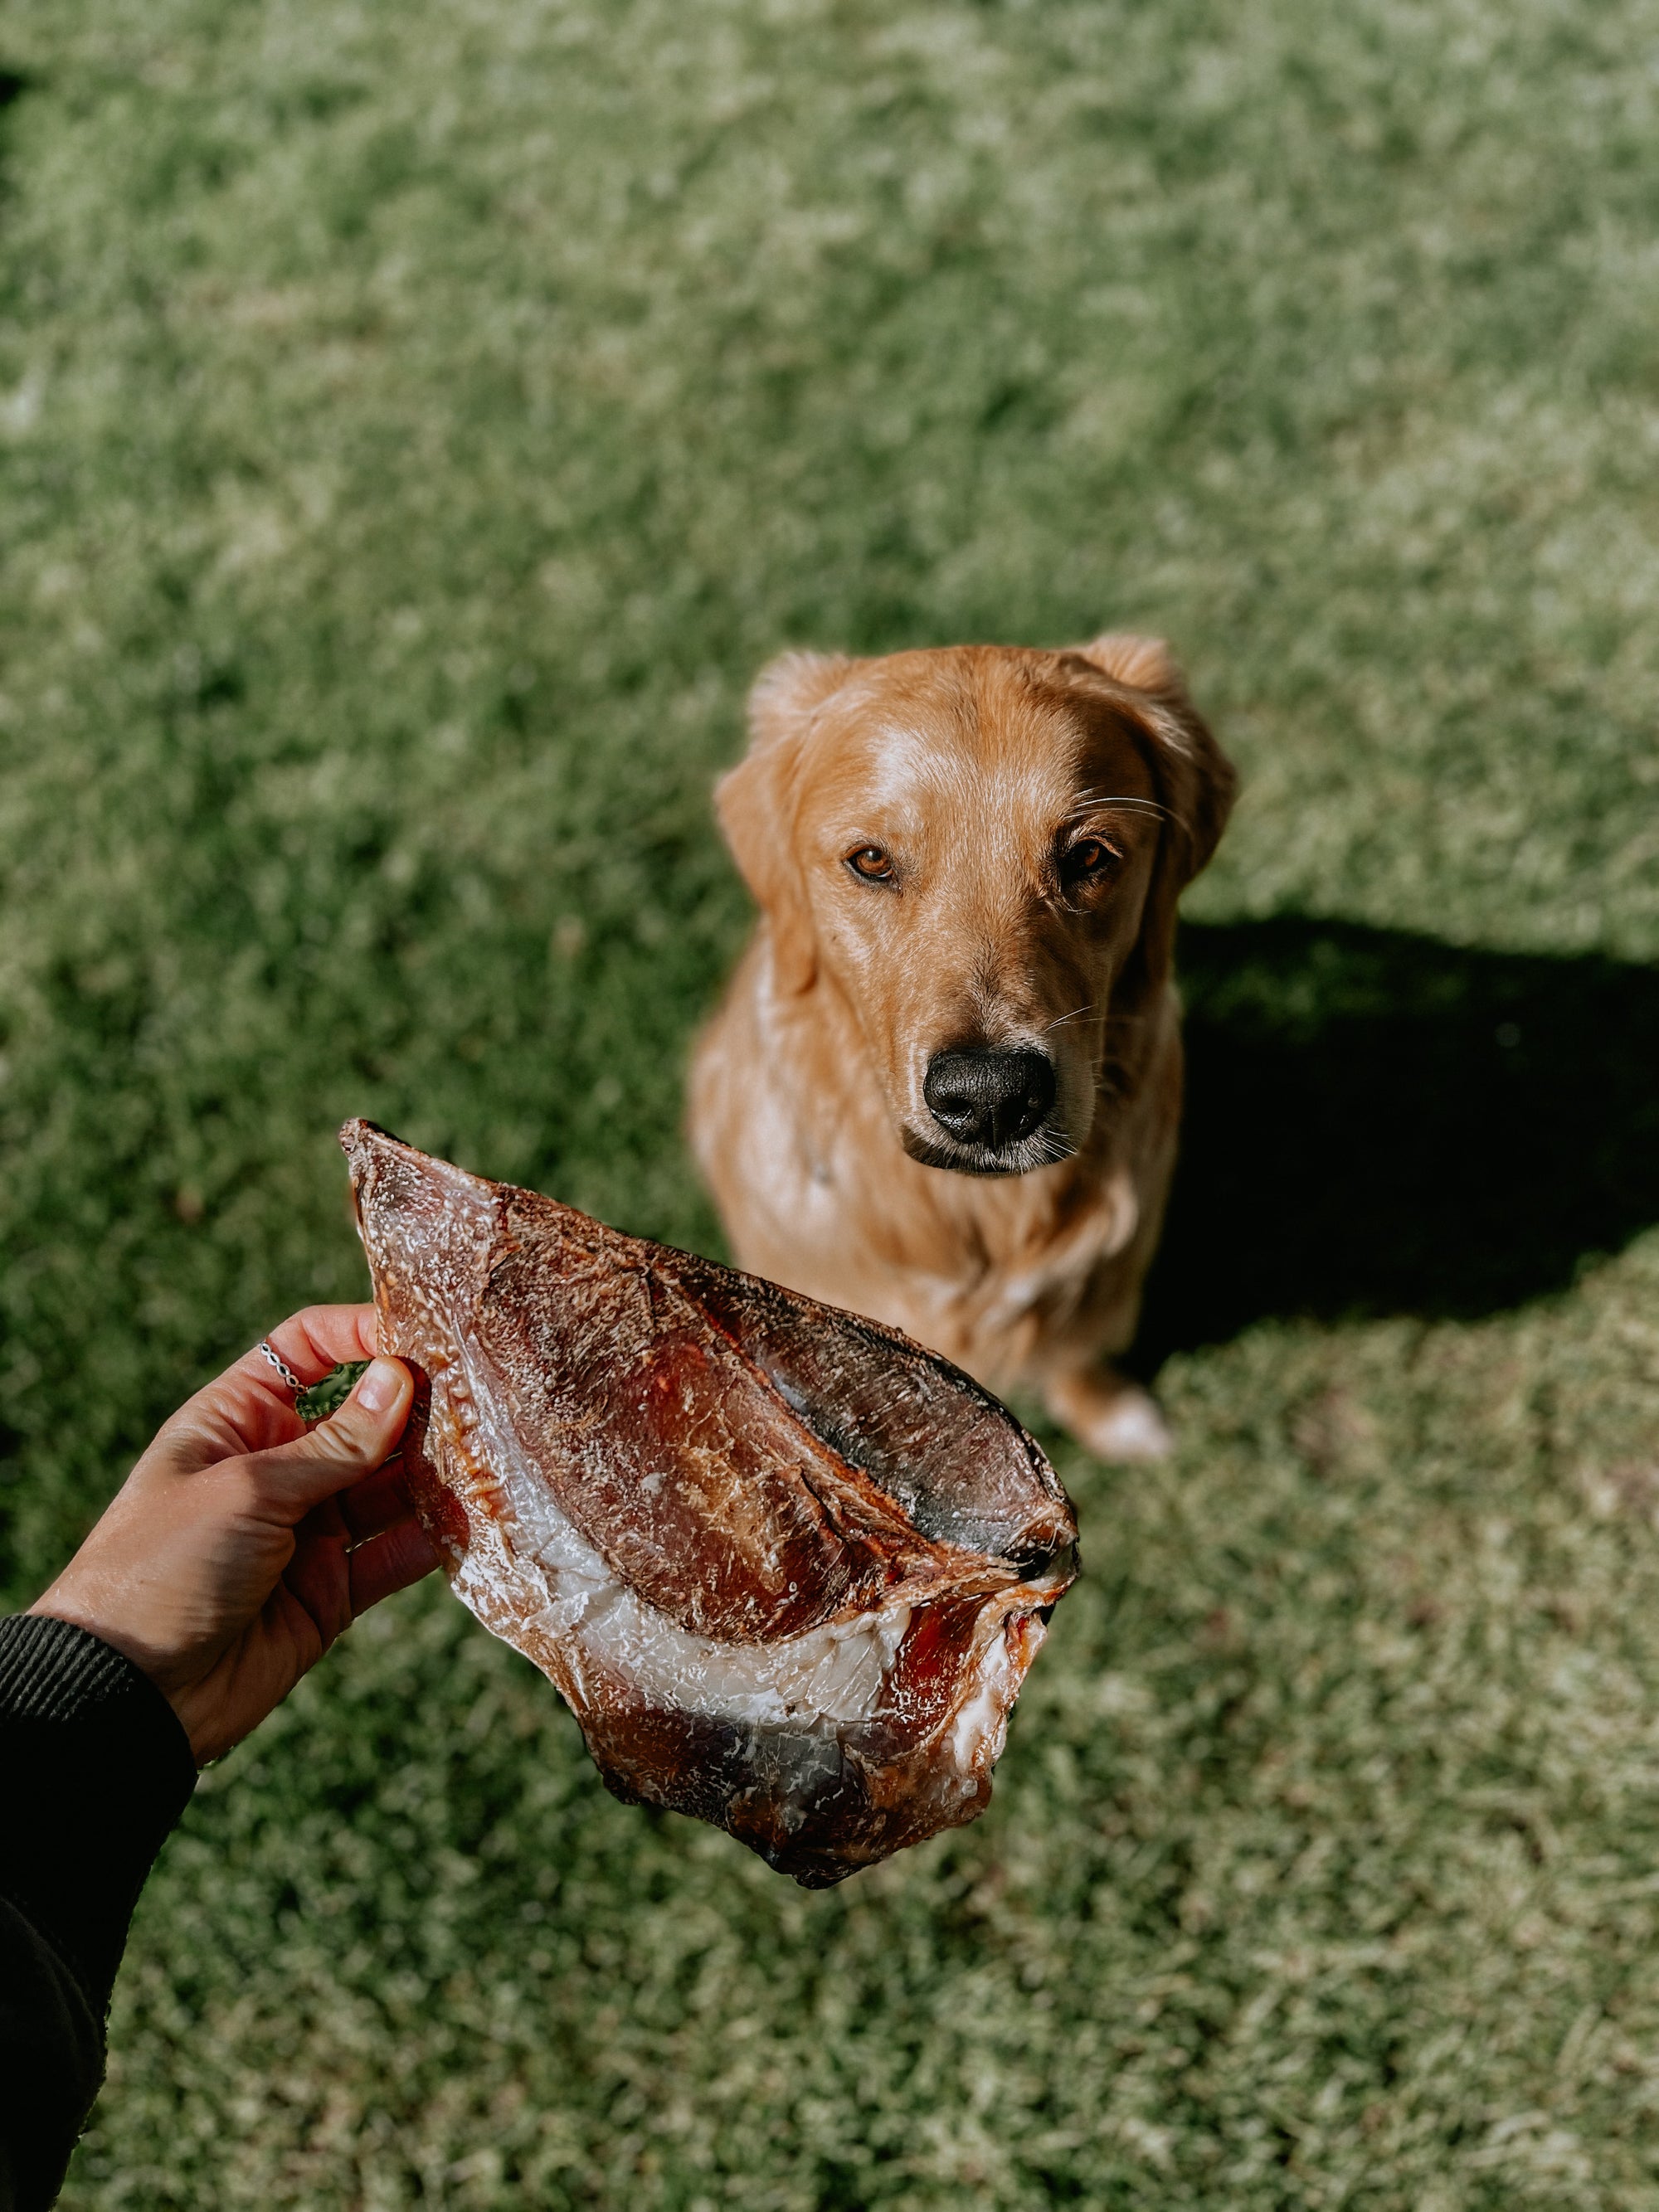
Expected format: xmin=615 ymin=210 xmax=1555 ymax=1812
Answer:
xmin=1134 ymin=916 xmax=1659 ymax=1368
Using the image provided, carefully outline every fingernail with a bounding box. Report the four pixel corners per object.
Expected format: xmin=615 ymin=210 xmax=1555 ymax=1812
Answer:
xmin=355 ymin=1358 xmax=404 ymax=1414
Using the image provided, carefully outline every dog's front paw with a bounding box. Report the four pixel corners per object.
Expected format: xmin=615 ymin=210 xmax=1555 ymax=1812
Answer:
xmin=1044 ymin=1369 xmax=1172 ymax=1464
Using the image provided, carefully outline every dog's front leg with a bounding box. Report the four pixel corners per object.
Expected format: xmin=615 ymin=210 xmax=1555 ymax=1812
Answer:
xmin=1042 ymin=1366 xmax=1172 ymax=1464
xmin=1027 ymin=1178 xmax=1174 ymax=1464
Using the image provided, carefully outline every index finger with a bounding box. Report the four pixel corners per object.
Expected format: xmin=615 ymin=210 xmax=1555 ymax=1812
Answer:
xmin=145 ymin=1308 xmax=389 ymax=1475
xmin=241 ymin=1304 xmax=382 ymax=1393
xmin=207 ymin=1305 xmax=383 ymax=1453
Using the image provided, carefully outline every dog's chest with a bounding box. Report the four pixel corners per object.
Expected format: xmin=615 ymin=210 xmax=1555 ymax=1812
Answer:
xmin=815 ymin=1120 xmax=1138 ymax=1337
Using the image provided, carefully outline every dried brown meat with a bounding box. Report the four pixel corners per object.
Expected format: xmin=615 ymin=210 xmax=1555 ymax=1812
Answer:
xmin=342 ymin=1120 xmax=1078 ymax=1884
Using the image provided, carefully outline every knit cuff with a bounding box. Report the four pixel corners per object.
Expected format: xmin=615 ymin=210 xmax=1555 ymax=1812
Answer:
xmin=0 ymin=1612 xmax=181 ymax=1726
xmin=0 ymin=1614 xmax=197 ymax=2000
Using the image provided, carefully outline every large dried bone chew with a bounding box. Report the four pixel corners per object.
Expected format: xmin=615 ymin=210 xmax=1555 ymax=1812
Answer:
xmin=342 ymin=1120 xmax=1078 ymax=1885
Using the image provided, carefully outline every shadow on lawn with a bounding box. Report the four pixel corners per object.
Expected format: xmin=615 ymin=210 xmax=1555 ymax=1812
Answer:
xmin=1135 ymin=916 xmax=1659 ymax=1367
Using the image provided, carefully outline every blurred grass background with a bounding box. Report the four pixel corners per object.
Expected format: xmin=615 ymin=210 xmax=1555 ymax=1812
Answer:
xmin=2 ymin=0 xmax=1658 ymax=2204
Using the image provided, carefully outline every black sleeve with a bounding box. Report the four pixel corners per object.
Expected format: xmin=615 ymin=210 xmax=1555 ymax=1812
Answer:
xmin=0 ymin=1615 xmax=197 ymax=2212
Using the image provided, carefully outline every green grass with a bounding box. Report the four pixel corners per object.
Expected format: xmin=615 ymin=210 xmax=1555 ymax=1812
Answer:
xmin=3 ymin=0 xmax=1659 ymax=2203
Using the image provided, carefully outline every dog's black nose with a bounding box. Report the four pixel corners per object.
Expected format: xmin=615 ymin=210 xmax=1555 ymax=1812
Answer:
xmin=922 ymin=1048 xmax=1057 ymax=1152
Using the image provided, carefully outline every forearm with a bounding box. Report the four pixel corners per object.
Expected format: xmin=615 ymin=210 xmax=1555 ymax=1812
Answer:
xmin=0 ymin=1615 xmax=197 ymax=2212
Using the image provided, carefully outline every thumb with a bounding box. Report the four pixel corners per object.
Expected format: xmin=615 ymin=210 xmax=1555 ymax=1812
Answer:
xmin=253 ymin=1358 xmax=415 ymax=1518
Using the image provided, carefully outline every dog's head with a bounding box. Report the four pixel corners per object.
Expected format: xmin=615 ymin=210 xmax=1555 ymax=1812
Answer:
xmin=716 ymin=636 xmax=1235 ymax=1176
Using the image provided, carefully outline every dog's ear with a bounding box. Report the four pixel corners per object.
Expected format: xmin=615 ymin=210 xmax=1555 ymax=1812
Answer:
xmin=1062 ymin=634 xmax=1236 ymax=1005
xmin=1065 ymin=633 xmax=1235 ymax=887
xmin=715 ymin=651 xmax=854 ymax=995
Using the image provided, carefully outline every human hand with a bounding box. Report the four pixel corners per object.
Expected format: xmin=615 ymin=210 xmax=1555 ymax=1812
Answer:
xmin=27 ymin=1305 xmax=440 ymax=1765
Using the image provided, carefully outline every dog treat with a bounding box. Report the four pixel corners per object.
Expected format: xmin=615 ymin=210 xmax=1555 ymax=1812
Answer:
xmin=342 ymin=1119 xmax=1078 ymax=1885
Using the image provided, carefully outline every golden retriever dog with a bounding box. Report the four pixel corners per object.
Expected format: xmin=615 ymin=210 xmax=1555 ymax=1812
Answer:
xmin=688 ymin=634 xmax=1235 ymax=1460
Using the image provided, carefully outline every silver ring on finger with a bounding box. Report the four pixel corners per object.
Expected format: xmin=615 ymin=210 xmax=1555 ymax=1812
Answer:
xmin=256 ymin=1339 xmax=304 ymax=1395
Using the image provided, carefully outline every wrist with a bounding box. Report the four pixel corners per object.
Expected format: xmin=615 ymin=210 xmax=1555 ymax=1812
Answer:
xmin=24 ymin=1592 xmax=189 ymax=1704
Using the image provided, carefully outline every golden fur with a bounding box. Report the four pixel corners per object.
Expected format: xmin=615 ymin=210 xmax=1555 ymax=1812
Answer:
xmin=688 ymin=634 xmax=1235 ymax=1459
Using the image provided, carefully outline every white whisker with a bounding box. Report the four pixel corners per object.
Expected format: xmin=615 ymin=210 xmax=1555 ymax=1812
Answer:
xmin=1063 ymin=792 xmax=1173 ymax=824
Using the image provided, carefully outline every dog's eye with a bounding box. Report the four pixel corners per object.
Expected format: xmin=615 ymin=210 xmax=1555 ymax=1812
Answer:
xmin=846 ymin=846 xmax=896 ymax=884
xmin=1061 ymin=837 xmax=1122 ymax=890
